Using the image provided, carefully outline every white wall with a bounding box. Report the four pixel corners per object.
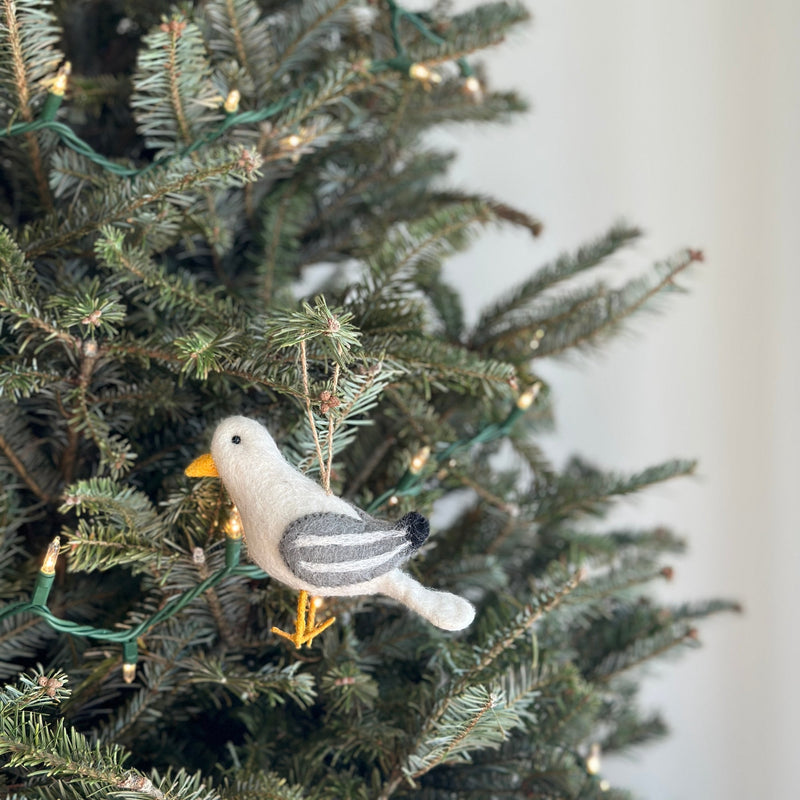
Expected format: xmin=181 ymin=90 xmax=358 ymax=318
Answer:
xmin=443 ymin=1 xmax=800 ymax=797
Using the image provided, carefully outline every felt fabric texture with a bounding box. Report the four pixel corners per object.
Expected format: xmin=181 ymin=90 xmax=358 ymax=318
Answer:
xmin=195 ymin=416 xmax=475 ymax=630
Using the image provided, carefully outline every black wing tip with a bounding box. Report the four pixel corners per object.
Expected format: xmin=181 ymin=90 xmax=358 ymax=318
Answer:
xmin=398 ymin=511 xmax=430 ymax=549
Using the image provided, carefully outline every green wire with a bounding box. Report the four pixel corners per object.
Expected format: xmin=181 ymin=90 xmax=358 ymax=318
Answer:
xmin=0 ymin=563 xmax=266 ymax=644
xmin=365 ymin=399 xmax=533 ymax=513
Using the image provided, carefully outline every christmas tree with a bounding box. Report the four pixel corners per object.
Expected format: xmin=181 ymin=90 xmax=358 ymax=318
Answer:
xmin=0 ymin=1 xmax=736 ymax=798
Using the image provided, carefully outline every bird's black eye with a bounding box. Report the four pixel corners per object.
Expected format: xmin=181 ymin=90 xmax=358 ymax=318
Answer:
xmin=231 ymin=435 xmax=241 ymax=445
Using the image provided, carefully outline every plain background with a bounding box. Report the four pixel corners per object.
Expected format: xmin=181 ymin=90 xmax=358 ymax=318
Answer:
xmin=440 ymin=1 xmax=800 ymax=798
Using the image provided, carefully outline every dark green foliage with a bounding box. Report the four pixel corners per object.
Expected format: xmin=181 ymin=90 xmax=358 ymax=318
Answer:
xmin=0 ymin=1 xmax=735 ymax=799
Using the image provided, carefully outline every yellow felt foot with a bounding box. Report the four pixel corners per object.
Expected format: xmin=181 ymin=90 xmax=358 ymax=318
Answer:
xmin=271 ymin=590 xmax=336 ymax=648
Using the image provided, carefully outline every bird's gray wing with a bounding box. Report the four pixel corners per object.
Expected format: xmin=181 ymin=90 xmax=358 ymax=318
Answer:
xmin=280 ymin=512 xmax=413 ymax=589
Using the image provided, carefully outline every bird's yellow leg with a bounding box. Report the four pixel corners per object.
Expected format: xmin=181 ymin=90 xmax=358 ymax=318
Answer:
xmin=271 ymin=591 xmax=336 ymax=649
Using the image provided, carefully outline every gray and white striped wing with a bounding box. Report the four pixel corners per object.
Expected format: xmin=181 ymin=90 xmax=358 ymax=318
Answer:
xmin=279 ymin=512 xmax=412 ymax=589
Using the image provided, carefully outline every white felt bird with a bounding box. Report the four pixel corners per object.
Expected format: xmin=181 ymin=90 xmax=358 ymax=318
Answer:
xmin=185 ymin=416 xmax=475 ymax=646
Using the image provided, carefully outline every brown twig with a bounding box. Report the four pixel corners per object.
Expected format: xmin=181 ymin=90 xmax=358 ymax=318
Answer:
xmin=0 ymin=432 xmax=49 ymax=503
xmin=299 ymin=339 xmax=328 ymax=489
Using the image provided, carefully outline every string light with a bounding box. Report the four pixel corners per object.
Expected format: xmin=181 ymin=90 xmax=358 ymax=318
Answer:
xmin=225 ymin=507 xmax=243 ymax=540
xmin=409 ymin=446 xmax=431 ymax=474
xmin=225 ymin=507 xmax=244 ymax=568
xmin=49 ymin=62 xmax=71 ymax=97
xmin=223 ymin=89 xmax=241 ymax=114
xmin=122 ymin=640 xmax=138 ymax=684
xmin=408 ymin=62 xmax=442 ymax=89
xmin=41 ymin=537 xmax=61 ymax=575
xmin=586 ymin=742 xmax=602 ymax=775
xmin=516 ymin=382 xmax=542 ymax=410
xmin=32 ymin=537 xmax=61 ymax=607
xmin=463 ymin=75 xmax=483 ymax=102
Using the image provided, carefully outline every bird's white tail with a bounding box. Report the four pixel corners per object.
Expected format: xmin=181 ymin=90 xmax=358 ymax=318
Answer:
xmin=378 ymin=570 xmax=475 ymax=631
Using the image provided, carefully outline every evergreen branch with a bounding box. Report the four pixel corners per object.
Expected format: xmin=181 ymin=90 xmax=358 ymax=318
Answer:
xmin=378 ymin=570 xmax=583 ymax=799
xmin=95 ymin=624 xmax=206 ymax=747
xmin=404 ymin=688 xmax=514 ymax=779
xmin=213 ymin=0 xmax=271 ymax=87
xmin=1 ymin=0 xmax=34 ymax=116
xmin=269 ymin=0 xmax=354 ymax=81
xmin=531 ymin=457 xmax=697 ymax=524
xmin=594 ymin=627 xmax=700 ymax=685
xmin=529 ymin=249 xmax=702 ymax=360
xmin=363 ymin=336 xmax=515 ymax=397
xmin=21 ymin=147 xmax=261 ymax=257
xmin=466 ymin=569 xmax=585 ymax=686
xmin=0 ymin=703 xmax=144 ymax=796
xmin=472 ymin=224 xmax=641 ymax=345
xmin=131 ymin=15 xmax=221 ymax=154
xmin=0 ymin=0 xmax=62 ymax=208
xmin=95 ymin=226 xmax=236 ymax=326
xmin=271 ymin=63 xmax=368 ymax=130
xmin=184 ymin=656 xmax=316 ymax=709
xmin=408 ymin=1 xmax=530 ymax=67
xmin=220 ymin=772 xmax=307 ymax=800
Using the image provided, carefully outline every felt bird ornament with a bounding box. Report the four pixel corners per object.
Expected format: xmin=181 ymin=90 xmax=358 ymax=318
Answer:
xmin=186 ymin=416 xmax=475 ymax=646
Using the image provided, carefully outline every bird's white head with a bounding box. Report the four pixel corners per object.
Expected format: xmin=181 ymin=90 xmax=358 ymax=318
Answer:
xmin=186 ymin=416 xmax=286 ymax=488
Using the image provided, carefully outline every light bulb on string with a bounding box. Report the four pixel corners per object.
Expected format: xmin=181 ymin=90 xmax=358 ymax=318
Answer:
xmin=516 ymin=382 xmax=542 ymax=410
xmin=49 ymin=62 xmax=71 ymax=96
xmin=409 ymin=446 xmax=431 ymax=474
xmin=41 ymin=537 xmax=61 ymax=575
xmin=122 ymin=640 xmax=138 ymax=684
xmin=586 ymin=742 xmax=602 ymax=775
xmin=225 ymin=507 xmax=243 ymax=540
xmin=224 ymin=89 xmax=241 ymax=114
xmin=409 ymin=63 xmax=442 ymax=90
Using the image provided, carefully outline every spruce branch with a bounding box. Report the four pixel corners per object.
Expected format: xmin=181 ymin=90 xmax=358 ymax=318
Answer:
xmin=94 ymin=227 xmax=237 ymax=327
xmin=131 ymin=14 xmax=221 ymax=155
xmin=531 ymin=457 xmax=697 ymax=525
xmin=528 ymin=248 xmax=702 ymax=360
xmin=21 ymin=148 xmax=261 ymax=257
xmin=593 ymin=626 xmax=700 ymax=685
xmin=0 ymin=0 xmax=63 ymax=208
xmin=202 ymin=0 xmax=275 ymax=93
xmin=472 ymin=224 xmax=641 ymax=345
xmin=268 ymin=0 xmax=354 ymax=81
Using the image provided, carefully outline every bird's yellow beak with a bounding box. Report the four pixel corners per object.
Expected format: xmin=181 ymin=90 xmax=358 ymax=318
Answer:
xmin=185 ymin=453 xmax=219 ymax=478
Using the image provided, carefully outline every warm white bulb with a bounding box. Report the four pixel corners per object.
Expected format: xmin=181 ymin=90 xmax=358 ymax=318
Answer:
xmin=409 ymin=446 xmax=431 ymax=474
xmin=50 ymin=62 xmax=71 ymax=96
xmin=516 ymin=383 xmax=541 ymax=410
xmin=225 ymin=509 xmax=243 ymax=539
xmin=224 ymin=89 xmax=241 ymax=113
xmin=122 ymin=662 xmax=137 ymax=684
xmin=409 ymin=63 xmax=431 ymax=81
xmin=586 ymin=743 xmax=602 ymax=775
xmin=464 ymin=76 xmax=481 ymax=94
xmin=41 ymin=537 xmax=61 ymax=575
